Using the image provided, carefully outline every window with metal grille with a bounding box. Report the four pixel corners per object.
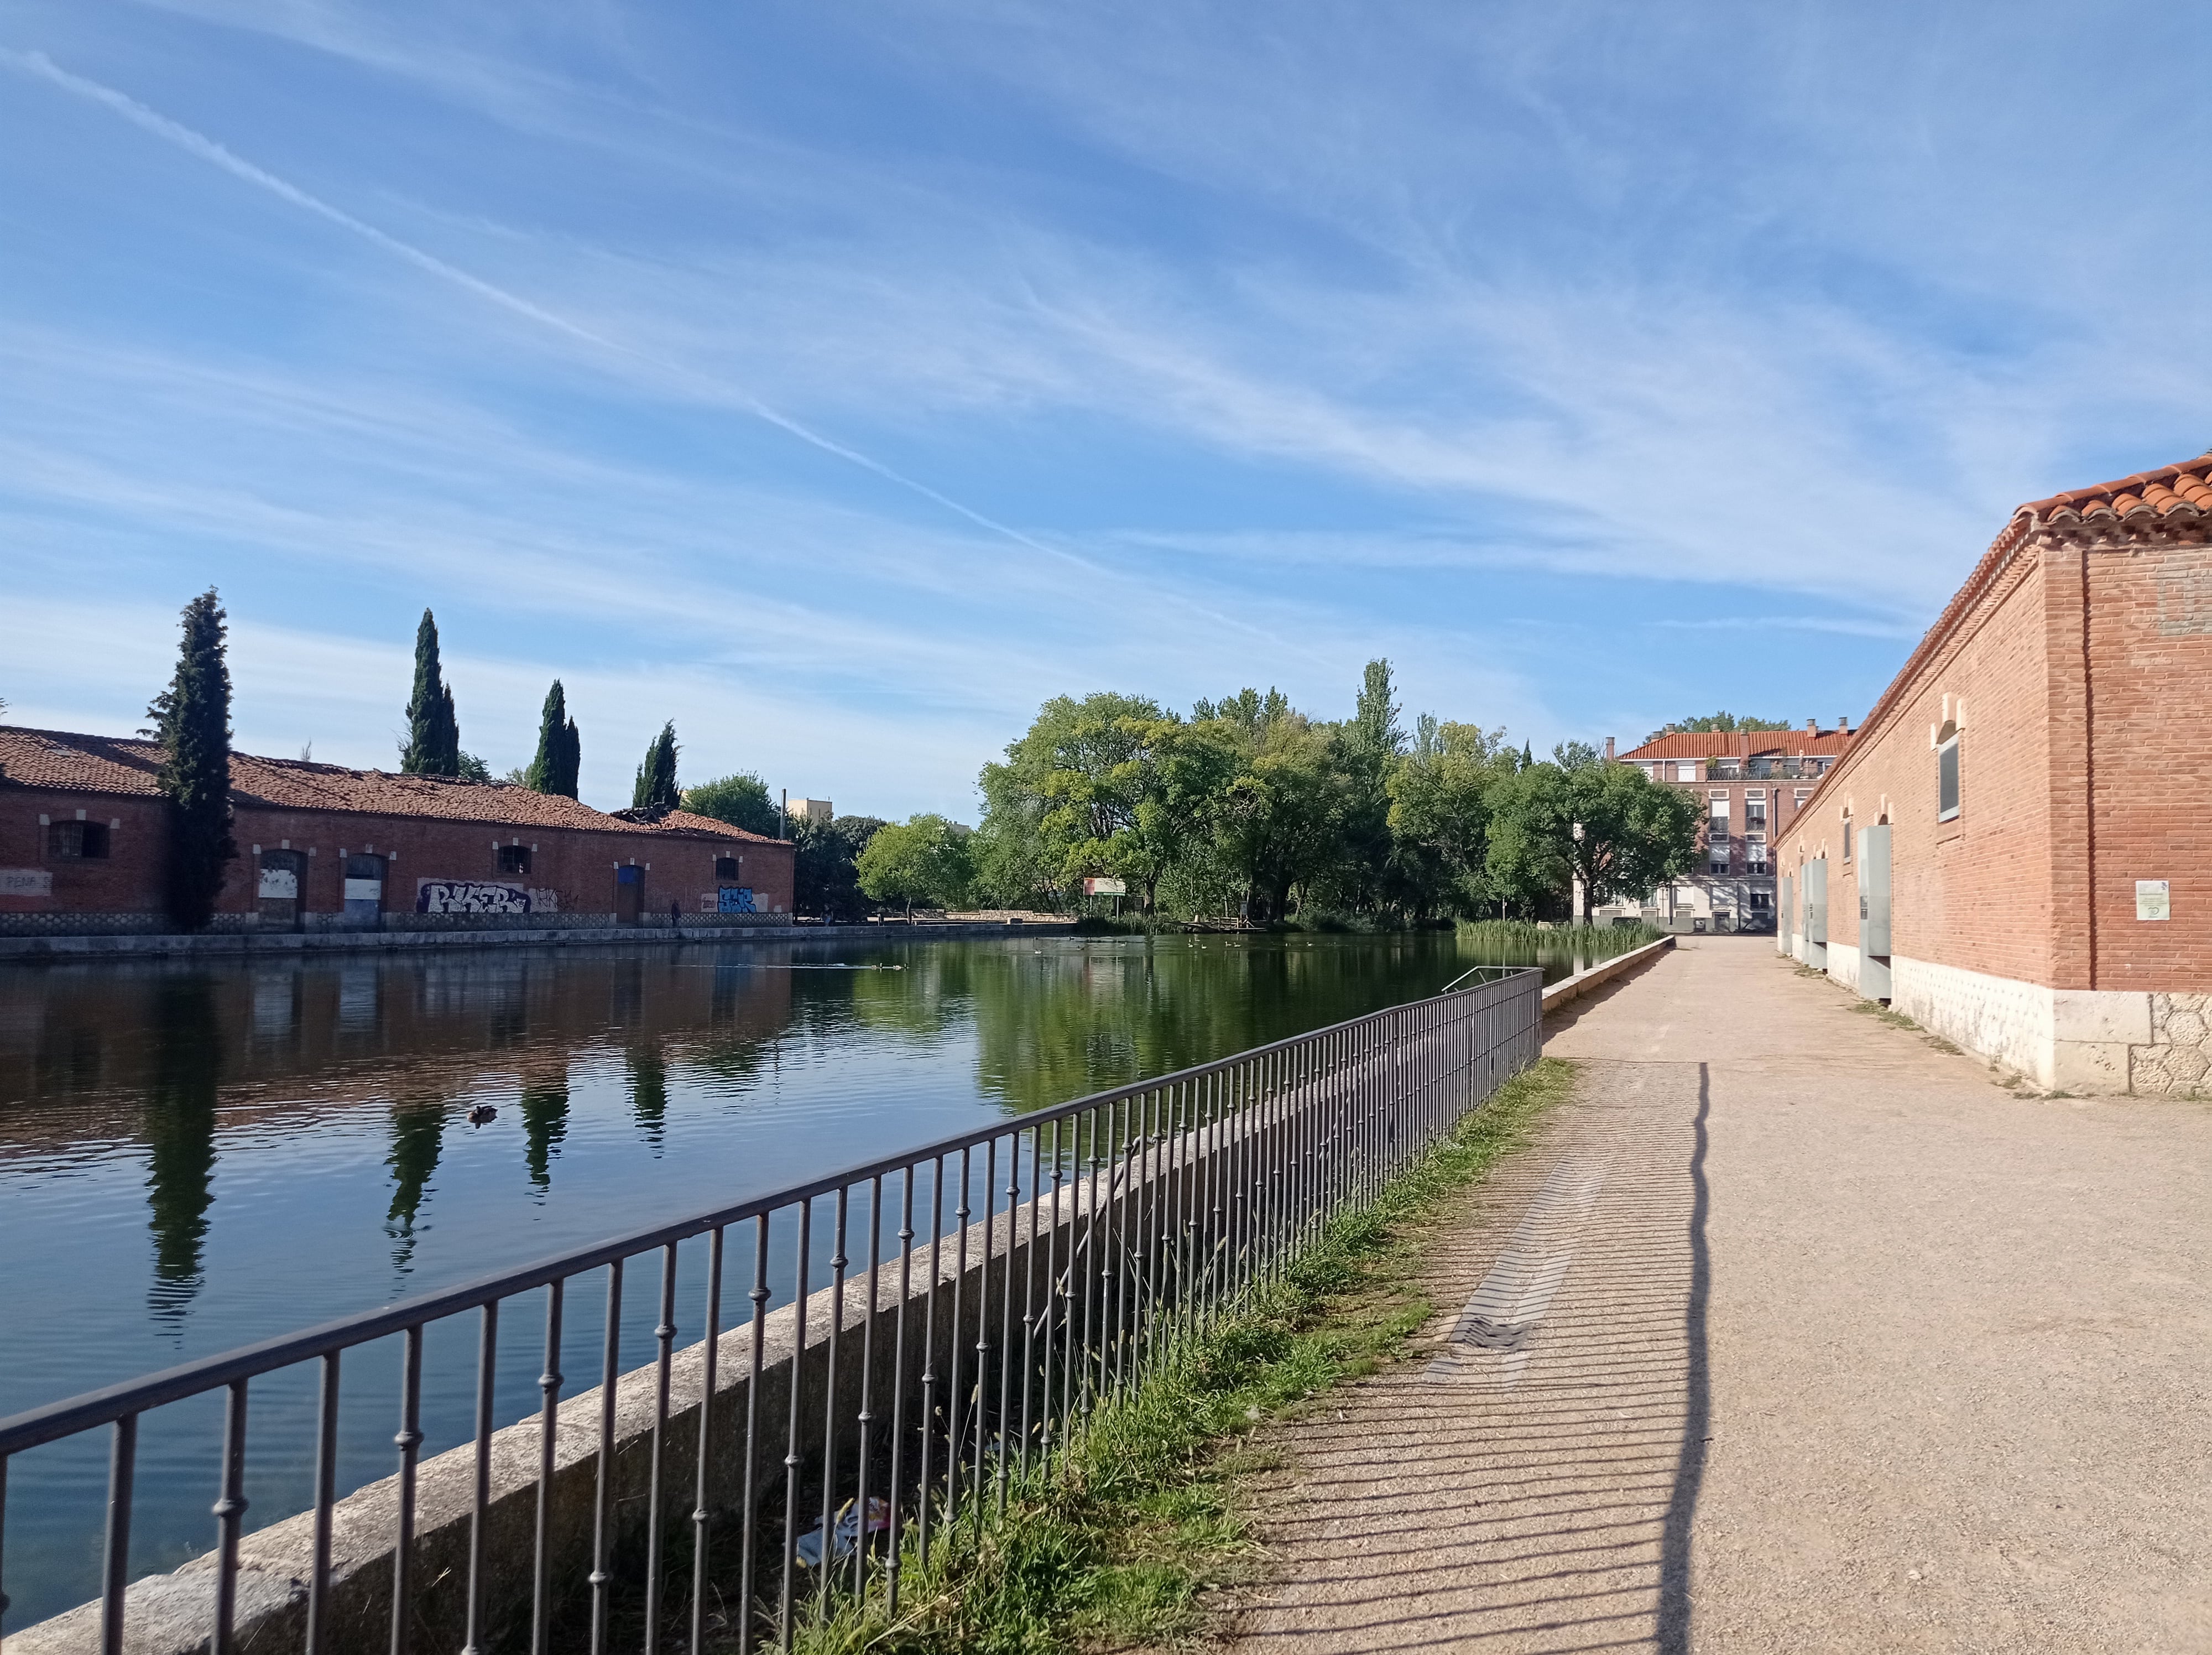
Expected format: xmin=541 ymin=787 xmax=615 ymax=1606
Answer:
xmin=1937 ymin=724 xmax=1960 ymax=821
xmin=715 ymin=856 xmax=741 ymax=879
xmin=47 ymin=820 xmax=110 ymax=859
xmin=497 ymin=845 xmax=531 ymax=876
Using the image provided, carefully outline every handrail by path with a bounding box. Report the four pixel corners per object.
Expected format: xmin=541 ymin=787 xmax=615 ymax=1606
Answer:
xmin=0 ymin=970 xmax=1543 ymax=1655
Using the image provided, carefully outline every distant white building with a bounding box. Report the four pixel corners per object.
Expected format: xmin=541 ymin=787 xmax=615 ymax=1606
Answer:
xmin=789 ymin=798 xmax=833 ymax=825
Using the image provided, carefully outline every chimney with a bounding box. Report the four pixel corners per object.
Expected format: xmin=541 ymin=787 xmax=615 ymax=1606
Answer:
xmin=1804 ymin=718 xmax=1815 ymax=732
xmin=1604 ymin=736 xmax=1615 ymax=762
xmin=1839 ymin=714 xmax=1850 ymax=735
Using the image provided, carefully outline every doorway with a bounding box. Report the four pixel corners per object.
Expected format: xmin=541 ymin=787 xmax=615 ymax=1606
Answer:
xmin=258 ymin=849 xmax=304 ymax=931
xmin=343 ymin=853 xmax=387 ymax=925
xmin=616 ymin=864 xmax=644 ymax=924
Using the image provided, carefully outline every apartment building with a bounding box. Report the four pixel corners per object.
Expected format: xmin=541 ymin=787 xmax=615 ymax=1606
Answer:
xmin=1609 ymin=725 xmax=1855 ymax=931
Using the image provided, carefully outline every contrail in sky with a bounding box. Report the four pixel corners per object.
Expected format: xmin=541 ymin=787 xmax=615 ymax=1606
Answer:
xmin=4 ymin=44 xmax=1283 ymax=625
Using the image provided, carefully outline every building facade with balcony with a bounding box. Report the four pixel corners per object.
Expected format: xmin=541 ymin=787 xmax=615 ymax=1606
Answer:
xmin=1606 ymin=725 xmax=1856 ymax=931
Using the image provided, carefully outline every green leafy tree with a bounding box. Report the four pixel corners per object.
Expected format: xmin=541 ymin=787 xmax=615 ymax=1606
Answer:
xmin=857 ymin=814 xmax=975 ymax=916
xmin=793 ymin=814 xmax=888 ymax=919
xmin=524 ymin=680 xmax=581 ymax=797
xmin=1386 ymin=720 xmax=1512 ymax=916
xmin=1486 ymin=758 xmax=1699 ymax=919
xmin=1205 ymin=706 xmax=1346 ymax=924
xmin=682 ymin=772 xmax=776 ymax=836
xmin=631 ymin=722 xmax=680 ymax=812
xmin=143 ymin=589 xmax=237 ymax=930
xmin=975 ymin=693 xmax=1160 ymax=905
xmin=457 ymin=752 xmax=492 ymax=783
xmin=400 ymin=609 xmax=461 ymax=777
xmin=1655 ymin=711 xmax=1793 ymax=735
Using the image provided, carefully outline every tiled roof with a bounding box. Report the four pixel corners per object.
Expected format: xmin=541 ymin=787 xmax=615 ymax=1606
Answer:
xmin=1618 ymin=730 xmax=1854 ymax=762
xmin=2015 ymin=453 xmax=2212 ymax=526
xmin=0 ymin=726 xmax=782 ymax=844
xmin=1838 ymin=449 xmax=2212 ymax=783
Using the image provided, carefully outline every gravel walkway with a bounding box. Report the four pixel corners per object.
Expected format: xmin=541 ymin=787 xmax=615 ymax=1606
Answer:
xmin=1221 ymin=938 xmax=2211 ymax=1653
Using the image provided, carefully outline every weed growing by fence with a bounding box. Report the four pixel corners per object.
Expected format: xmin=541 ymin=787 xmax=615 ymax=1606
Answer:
xmin=786 ymin=1057 xmax=1578 ymax=1654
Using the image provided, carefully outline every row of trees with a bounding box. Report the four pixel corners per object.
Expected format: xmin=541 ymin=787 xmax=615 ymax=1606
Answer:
xmin=941 ymin=663 xmax=1702 ymax=924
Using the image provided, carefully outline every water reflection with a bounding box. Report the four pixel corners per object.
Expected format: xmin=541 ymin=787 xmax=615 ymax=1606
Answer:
xmin=2 ymin=930 xmax=1600 ymax=1628
xmin=143 ymin=976 xmax=223 ymax=1328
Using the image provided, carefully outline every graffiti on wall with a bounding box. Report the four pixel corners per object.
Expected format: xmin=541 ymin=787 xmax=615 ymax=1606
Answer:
xmin=416 ymin=878 xmax=534 ymax=915
xmin=1 ymin=868 xmax=54 ymax=899
xmin=718 ymin=886 xmax=757 ymax=914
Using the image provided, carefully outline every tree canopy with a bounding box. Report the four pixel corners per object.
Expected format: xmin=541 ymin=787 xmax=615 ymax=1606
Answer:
xmin=1653 ymin=711 xmax=1793 ymax=735
xmin=968 ymin=662 xmax=1699 ymax=924
xmin=400 ymin=610 xmax=461 ymax=777
xmin=525 ymin=680 xmax=581 ymax=797
xmin=856 ymin=814 xmax=973 ymax=915
xmin=631 ymin=722 xmax=680 ymax=812
xmin=682 ymin=772 xmax=776 ymax=836
xmin=145 ymin=589 xmax=237 ymax=930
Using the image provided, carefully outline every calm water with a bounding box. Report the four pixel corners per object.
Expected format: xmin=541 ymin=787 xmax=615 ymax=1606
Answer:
xmin=0 ymin=930 xmax=1595 ymax=1623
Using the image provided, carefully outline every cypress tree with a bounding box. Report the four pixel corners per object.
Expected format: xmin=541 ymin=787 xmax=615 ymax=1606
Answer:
xmin=631 ymin=721 xmax=680 ymax=812
xmin=401 ymin=609 xmax=461 ymax=776
xmin=144 ymin=589 xmax=238 ymax=930
xmin=525 ymin=680 xmax=581 ymax=798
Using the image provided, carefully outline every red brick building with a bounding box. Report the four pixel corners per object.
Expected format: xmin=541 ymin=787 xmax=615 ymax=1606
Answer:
xmin=0 ymin=727 xmax=792 ymax=935
xmin=1609 ymin=725 xmax=1855 ymax=931
xmin=1778 ymin=450 xmax=2212 ymax=1095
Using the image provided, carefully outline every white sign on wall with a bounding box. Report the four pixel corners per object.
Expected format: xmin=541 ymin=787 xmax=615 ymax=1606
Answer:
xmin=258 ymin=868 xmax=299 ymax=899
xmin=2136 ymin=879 xmax=2171 ymax=922
xmin=1 ymin=868 xmax=54 ymax=898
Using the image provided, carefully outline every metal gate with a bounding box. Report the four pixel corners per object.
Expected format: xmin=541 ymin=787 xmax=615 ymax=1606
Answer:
xmin=1859 ymin=824 xmax=1892 ymax=1000
xmin=1806 ymin=856 xmax=1828 ymax=970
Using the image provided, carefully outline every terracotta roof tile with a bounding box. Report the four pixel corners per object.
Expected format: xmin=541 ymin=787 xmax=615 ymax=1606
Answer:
xmin=0 ymin=727 xmax=782 ymax=844
xmin=1618 ymin=730 xmax=1854 ymax=762
xmin=2018 ymin=454 xmax=2212 ymax=525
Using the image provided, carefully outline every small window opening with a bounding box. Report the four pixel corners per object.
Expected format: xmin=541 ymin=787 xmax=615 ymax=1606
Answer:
xmin=497 ymin=845 xmax=532 ymax=876
xmin=1937 ymin=721 xmax=1960 ymax=821
xmin=715 ymin=856 xmax=742 ymax=880
xmin=1842 ymin=817 xmax=1854 ymax=862
xmin=48 ymin=820 xmax=111 ymax=859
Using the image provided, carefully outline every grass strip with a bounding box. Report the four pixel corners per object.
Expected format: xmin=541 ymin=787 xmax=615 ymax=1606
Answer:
xmin=789 ymin=1055 xmax=1578 ymax=1654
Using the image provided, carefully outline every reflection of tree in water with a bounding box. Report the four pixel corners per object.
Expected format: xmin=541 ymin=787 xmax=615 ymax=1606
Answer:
xmin=968 ymin=941 xmax=1444 ymax=1114
xmin=627 ymin=1044 xmax=668 ymax=1151
xmin=520 ymin=1077 xmax=569 ymax=1194
xmin=143 ymin=976 xmax=223 ymax=1329
xmin=385 ymin=1100 xmax=449 ymax=1274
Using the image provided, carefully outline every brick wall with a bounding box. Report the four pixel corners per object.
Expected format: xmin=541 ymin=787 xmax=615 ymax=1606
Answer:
xmin=0 ymin=795 xmax=795 ymax=929
xmin=0 ymin=789 xmax=169 ymax=914
xmin=1780 ymin=519 xmax=2212 ymax=1093
xmin=2084 ymin=537 xmax=2212 ymax=986
xmin=1783 ymin=546 xmax=2059 ymax=986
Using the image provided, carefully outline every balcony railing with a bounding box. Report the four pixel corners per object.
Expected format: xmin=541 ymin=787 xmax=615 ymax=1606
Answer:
xmin=1704 ymin=759 xmax=1829 ymax=780
xmin=0 ymin=971 xmax=1544 ymax=1655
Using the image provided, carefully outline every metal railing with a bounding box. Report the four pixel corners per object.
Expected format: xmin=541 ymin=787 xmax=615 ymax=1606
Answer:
xmin=0 ymin=971 xmax=1542 ymax=1655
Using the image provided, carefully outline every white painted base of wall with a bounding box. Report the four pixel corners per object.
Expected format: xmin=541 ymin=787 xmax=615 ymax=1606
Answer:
xmin=1827 ymin=940 xmax=1861 ymax=992
xmin=1883 ymin=955 xmax=2193 ymax=1095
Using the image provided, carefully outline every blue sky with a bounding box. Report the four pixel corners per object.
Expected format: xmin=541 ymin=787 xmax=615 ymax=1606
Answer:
xmin=3 ymin=2 xmax=2206 ymax=817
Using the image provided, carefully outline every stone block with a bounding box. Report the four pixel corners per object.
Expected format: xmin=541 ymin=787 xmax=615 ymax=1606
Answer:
xmin=2051 ymin=990 xmax=2152 ymax=1045
xmin=2050 ymin=1039 xmax=2133 ymax=1095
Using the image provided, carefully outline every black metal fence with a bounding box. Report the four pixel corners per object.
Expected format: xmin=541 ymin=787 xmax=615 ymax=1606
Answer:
xmin=0 ymin=970 xmax=1542 ymax=1655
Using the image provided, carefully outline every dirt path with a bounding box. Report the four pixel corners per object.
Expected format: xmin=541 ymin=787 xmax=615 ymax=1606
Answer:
xmin=1220 ymin=939 xmax=2212 ymax=1653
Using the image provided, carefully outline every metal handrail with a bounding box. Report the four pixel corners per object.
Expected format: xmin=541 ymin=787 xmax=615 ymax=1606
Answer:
xmin=0 ymin=970 xmax=1543 ymax=1655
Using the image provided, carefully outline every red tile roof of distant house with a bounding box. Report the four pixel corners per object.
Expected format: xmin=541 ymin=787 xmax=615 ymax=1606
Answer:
xmin=1618 ymin=729 xmax=1854 ymax=762
xmin=0 ymin=727 xmax=782 ymax=842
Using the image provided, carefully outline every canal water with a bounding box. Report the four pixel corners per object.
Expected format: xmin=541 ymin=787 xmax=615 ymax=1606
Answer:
xmin=0 ymin=930 xmax=1610 ymax=1626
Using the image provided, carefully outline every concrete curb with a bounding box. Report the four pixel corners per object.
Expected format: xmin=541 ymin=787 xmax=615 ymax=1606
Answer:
xmin=0 ymin=919 xmax=1073 ymax=964
xmin=1540 ymin=935 xmax=1676 ymax=1016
